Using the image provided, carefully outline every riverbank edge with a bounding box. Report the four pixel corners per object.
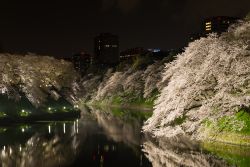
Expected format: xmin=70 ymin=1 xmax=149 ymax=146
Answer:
xmin=80 ymin=101 xmax=250 ymax=146
xmin=0 ymin=111 xmax=81 ymax=125
xmin=84 ymin=101 xmax=154 ymax=111
xmin=199 ymin=127 xmax=250 ymax=146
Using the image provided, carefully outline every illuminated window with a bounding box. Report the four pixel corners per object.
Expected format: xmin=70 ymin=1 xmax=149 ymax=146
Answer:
xmin=105 ymin=45 xmax=110 ymax=47
xmin=206 ymin=22 xmax=211 ymax=25
xmin=206 ymin=25 xmax=211 ymax=28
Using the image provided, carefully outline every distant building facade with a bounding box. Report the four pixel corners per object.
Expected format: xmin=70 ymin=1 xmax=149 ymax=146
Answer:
xmin=94 ymin=33 xmax=119 ymax=65
xmin=188 ymin=16 xmax=239 ymax=43
xmin=72 ymin=52 xmax=91 ymax=72
xmin=204 ymin=16 xmax=238 ymax=34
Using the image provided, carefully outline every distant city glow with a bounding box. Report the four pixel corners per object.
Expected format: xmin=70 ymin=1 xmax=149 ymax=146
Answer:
xmin=148 ymin=49 xmax=161 ymax=53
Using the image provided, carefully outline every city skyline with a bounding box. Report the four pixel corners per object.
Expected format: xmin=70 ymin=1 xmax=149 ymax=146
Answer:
xmin=0 ymin=0 xmax=249 ymax=57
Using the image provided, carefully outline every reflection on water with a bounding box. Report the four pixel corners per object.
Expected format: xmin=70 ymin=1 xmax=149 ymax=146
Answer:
xmin=0 ymin=122 xmax=80 ymax=167
xmin=0 ymin=106 xmax=152 ymax=167
xmin=0 ymin=106 xmax=249 ymax=167
xmin=143 ymin=134 xmax=231 ymax=167
xmin=202 ymin=142 xmax=250 ymax=167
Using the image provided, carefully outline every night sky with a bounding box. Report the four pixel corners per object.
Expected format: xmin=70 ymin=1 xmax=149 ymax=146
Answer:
xmin=0 ymin=0 xmax=249 ymax=57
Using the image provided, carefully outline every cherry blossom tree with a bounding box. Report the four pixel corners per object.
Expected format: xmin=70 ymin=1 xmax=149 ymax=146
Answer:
xmin=143 ymin=19 xmax=250 ymax=139
xmin=0 ymin=53 xmax=76 ymax=107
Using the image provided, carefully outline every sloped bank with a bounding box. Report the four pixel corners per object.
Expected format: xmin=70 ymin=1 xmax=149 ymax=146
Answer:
xmin=143 ymin=18 xmax=250 ymax=146
xmin=74 ymin=53 xmax=176 ymax=110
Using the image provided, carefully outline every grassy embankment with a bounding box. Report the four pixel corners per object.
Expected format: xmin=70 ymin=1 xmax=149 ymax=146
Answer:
xmin=88 ymin=89 xmax=159 ymax=111
xmin=200 ymin=109 xmax=250 ymax=146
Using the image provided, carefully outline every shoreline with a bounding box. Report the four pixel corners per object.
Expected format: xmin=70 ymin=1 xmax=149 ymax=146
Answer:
xmin=199 ymin=129 xmax=250 ymax=146
xmin=85 ymin=101 xmax=154 ymax=111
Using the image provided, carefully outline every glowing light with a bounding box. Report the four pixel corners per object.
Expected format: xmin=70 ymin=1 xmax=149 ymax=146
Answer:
xmin=148 ymin=49 xmax=161 ymax=53
xmin=100 ymin=155 xmax=104 ymax=163
xmin=3 ymin=146 xmax=5 ymax=151
xmin=206 ymin=28 xmax=211 ymax=31
xmin=19 ymin=145 xmax=22 ymax=152
xmin=21 ymin=109 xmax=25 ymax=113
xmin=153 ymin=49 xmax=161 ymax=53
xmin=76 ymin=119 xmax=79 ymax=134
xmin=63 ymin=106 xmax=66 ymax=110
xmin=63 ymin=123 xmax=66 ymax=134
xmin=22 ymin=128 xmax=25 ymax=132
xmin=48 ymin=125 xmax=51 ymax=134
xmin=48 ymin=107 xmax=51 ymax=111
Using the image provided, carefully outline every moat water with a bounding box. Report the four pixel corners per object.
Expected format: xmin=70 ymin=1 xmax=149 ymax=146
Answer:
xmin=0 ymin=106 xmax=249 ymax=167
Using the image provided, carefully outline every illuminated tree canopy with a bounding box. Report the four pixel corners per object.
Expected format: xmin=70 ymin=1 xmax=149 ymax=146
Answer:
xmin=143 ymin=19 xmax=250 ymax=139
xmin=0 ymin=54 xmax=76 ymax=107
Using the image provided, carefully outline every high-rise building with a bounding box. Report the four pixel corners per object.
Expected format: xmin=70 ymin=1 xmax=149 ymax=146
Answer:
xmin=204 ymin=16 xmax=238 ymax=34
xmin=94 ymin=33 xmax=119 ymax=65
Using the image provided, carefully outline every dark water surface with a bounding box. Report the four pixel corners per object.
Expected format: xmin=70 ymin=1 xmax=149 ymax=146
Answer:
xmin=0 ymin=106 xmax=249 ymax=167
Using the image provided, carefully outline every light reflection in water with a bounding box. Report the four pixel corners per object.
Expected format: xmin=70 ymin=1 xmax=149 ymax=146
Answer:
xmin=63 ymin=123 xmax=66 ymax=134
xmin=48 ymin=125 xmax=51 ymax=134
xmin=142 ymin=134 xmax=230 ymax=167
xmin=0 ymin=106 xmax=246 ymax=167
xmin=9 ymin=147 xmax=12 ymax=155
xmin=0 ymin=106 xmax=152 ymax=167
xmin=76 ymin=119 xmax=79 ymax=134
xmin=73 ymin=121 xmax=76 ymax=133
